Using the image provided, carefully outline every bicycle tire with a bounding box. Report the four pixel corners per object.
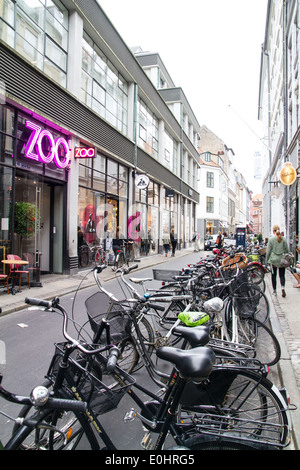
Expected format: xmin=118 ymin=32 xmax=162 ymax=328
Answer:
xmin=95 ymin=250 xmax=101 ymax=264
xmin=115 ymin=252 xmax=125 ymax=269
xmin=225 ymin=304 xmax=281 ymax=366
xmin=178 ymin=369 xmax=290 ymax=448
xmin=79 ymin=250 xmax=89 ymax=268
xmin=10 ymin=380 xmax=100 ymax=450
xmin=183 ymin=435 xmax=276 ymax=450
xmin=227 ymin=283 xmax=269 ymax=323
xmin=236 ymin=316 xmax=281 ymax=366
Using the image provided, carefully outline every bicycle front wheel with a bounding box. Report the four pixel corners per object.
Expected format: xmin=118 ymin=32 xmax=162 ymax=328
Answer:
xmin=236 ymin=316 xmax=281 ymax=366
xmin=10 ymin=381 xmax=100 ymax=450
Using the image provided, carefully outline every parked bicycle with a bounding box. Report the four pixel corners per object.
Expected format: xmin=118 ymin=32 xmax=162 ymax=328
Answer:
xmin=113 ymin=240 xmax=136 ymax=270
xmin=79 ymin=243 xmax=107 ymax=268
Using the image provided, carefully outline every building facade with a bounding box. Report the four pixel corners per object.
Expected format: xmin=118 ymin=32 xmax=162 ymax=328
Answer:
xmin=197 ymin=126 xmax=251 ymax=240
xmin=0 ymin=0 xmax=200 ymax=277
xmin=259 ymin=0 xmax=300 ymax=250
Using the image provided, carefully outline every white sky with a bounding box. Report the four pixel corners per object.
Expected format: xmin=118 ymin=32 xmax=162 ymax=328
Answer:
xmin=98 ymin=0 xmax=268 ymax=194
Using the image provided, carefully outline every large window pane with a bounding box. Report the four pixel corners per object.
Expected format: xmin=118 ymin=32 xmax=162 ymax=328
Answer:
xmin=0 ymin=0 xmax=15 ymax=26
xmin=45 ymin=36 xmax=67 ymax=70
xmin=81 ymin=32 xmax=128 ymax=135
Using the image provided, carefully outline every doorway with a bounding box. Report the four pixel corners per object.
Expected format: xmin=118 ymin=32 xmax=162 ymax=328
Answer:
xmin=14 ymin=173 xmax=64 ymax=274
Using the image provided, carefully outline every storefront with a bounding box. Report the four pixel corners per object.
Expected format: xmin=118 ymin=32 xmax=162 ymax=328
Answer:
xmin=0 ymin=104 xmax=70 ymax=278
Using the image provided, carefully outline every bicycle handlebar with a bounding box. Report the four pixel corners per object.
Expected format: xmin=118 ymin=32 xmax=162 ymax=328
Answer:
xmin=0 ymin=378 xmax=87 ymax=414
xmin=25 ymin=296 xmax=113 ymax=357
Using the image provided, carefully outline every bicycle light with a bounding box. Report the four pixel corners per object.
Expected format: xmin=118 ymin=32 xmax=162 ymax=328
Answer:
xmin=30 ymin=386 xmax=50 ymax=406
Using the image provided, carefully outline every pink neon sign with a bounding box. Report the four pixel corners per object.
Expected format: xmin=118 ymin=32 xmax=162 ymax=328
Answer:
xmin=24 ymin=121 xmax=70 ymax=169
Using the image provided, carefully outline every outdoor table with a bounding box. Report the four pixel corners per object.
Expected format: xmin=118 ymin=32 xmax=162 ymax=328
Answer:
xmin=1 ymin=259 xmax=29 ymax=295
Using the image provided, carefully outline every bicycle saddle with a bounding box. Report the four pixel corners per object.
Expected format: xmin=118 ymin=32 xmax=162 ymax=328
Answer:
xmin=173 ymin=325 xmax=210 ymax=347
xmin=156 ymin=346 xmax=215 ymax=379
xmin=129 ymin=277 xmax=152 ymax=284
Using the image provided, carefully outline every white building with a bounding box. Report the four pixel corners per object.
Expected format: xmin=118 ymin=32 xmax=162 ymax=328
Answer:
xmin=259 ymin=0 xmax=300 ymax=247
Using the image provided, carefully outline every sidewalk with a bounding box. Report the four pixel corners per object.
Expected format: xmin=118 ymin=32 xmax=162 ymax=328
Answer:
xmin=265 ymin=268 xmax=300 ymax=450
xmin=0 ymin=248 xmax=192 ymax=316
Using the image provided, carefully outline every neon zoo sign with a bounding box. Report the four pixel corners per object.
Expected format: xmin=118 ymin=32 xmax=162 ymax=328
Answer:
xmin=24 ymin=121 xmax=71 ymax=169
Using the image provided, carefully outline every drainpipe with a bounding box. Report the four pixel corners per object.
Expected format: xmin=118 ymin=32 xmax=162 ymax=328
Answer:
xmin=261 ymin=45 xmax=272 ymax=233
xmin=282 ymin=0 xmax=289 ymax=241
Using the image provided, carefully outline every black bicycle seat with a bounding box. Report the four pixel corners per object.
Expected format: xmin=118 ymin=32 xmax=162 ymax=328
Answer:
xmin=156 ymin=346 xmax=215 ymax=379
xmin=173 ymin=325 xmax=210 ymax=347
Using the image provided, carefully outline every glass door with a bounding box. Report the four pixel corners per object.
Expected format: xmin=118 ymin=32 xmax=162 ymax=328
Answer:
xmin=14 ymin=173 xmax=46 ymax=283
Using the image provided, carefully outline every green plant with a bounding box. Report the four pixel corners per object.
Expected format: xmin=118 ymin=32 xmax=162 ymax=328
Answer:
xmin=14 ymin=201 xmax=39 ymax=238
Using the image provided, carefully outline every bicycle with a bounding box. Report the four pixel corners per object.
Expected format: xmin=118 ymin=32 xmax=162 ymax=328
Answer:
xmin=0 ymin=294 xmax=265 ymax=451
xmin=79 ymin=243 xmax=107 ymax=268
xmin=1 ymin=290 xmax=292 ymax=450
xmin=114 ymin=240 xmax=136 ymax=270
xmin=113 ymin=259 xmax=280 ymax=368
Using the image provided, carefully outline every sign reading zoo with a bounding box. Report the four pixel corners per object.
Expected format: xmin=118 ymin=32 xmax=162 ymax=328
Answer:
xmin=74 ymin=147 xmax=95 ymax=158
xmin=24 ymin=121 xmax=71 ymax=169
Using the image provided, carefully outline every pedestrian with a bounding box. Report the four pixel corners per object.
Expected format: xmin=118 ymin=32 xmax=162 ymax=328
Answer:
xmin=266 ymin=225 xmax=289 ymax=297
xmin=163 ymin=235 xmax=170 ymax=257
xmin=291 ymin=246 xmax=300 ymax=288
xmin=112 ymin=226 xmax=124 ymax=270
xmin=170 ymin=228 xmax=177 ymax=257
xmin=192 ymin=231 xmax=200 ymax=252
xmin=216 ymin=231 xmax=223 ymax=249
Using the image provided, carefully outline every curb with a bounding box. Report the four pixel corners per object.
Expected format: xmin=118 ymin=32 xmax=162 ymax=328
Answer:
xmin=266 ymin=274 xmax=300 ymax=450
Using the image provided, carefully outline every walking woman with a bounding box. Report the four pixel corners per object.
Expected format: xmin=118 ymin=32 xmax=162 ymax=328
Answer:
xmin=266 ymin=225 xmax=289 ymax=297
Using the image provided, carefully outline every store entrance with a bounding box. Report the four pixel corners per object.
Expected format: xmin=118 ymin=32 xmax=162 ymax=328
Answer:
xmin=14 ymin=173 xmax=64 ymax=276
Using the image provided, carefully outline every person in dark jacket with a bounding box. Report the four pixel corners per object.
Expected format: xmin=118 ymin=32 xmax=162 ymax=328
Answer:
xmin=170 ymin=228 xmax=177 ymax=257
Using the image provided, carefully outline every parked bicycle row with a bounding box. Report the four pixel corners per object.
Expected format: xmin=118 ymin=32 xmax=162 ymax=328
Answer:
xmin=0 ymin=255 xmax=296 ymax=450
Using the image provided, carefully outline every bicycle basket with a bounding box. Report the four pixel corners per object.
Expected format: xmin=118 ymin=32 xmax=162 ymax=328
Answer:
xmin=47 ymin=342 xmax=135 ymax=416
xmin=85 ymin=292 xmax=131 ymax=344
xmin=231 ymin=282 xmax=261 ymax=317
xmin=152 ymin=269 xmax=181 ymax=281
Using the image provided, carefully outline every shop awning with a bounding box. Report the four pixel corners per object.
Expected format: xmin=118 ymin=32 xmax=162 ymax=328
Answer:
xmin=247 ymin=224 xmax=254 ymax=233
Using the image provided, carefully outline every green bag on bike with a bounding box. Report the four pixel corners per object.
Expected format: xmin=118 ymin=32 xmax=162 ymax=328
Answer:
xmin=178 ymin=311 xmax=209 ymax=327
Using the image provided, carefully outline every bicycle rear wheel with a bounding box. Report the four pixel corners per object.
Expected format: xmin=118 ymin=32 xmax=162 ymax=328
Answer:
xmin=115 ymin=251 xmax=125 ymax=269
xmin=178 ymin=369 xmax=290 ymax=449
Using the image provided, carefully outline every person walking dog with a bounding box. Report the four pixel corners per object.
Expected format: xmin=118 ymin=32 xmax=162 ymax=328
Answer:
xmin=266 ymin=225 xmax=288 ymax=297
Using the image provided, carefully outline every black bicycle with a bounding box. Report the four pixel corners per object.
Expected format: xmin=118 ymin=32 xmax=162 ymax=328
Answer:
xmin=0 ymin=286 xmax=292 ymax=450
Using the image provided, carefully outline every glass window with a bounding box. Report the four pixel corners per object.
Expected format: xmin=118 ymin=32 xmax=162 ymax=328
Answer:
xmin=81 ymin=32 xmax=128 ymax=136
xmin=137 ymin=98 xmax=159 ymax=158
xmin=164 ymin=130 xmax=178 ymax=173
xmin=207 ymin=171 xmax=214 ymax=188
xmin=206 ymin=196 xmax=214 ymax=213
xmin=0 ymin=105 xmax=15 ymax=165
xmin=1 ymin=0 xmax=68 ymax=86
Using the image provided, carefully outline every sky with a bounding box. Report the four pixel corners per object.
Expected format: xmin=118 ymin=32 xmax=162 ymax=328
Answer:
xmin=98 ymin=0 xmax=268 ymax=194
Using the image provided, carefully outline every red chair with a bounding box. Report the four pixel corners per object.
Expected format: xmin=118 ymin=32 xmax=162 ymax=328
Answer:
xmin=7 ymin=255 xmax=31 ymax=291
xmin=0 ymin=274 xmax=9 ymax=294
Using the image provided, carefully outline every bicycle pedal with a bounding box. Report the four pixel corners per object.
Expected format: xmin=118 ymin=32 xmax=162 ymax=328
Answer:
xmin=124 ymin=408 xmax=136 ymax=423
xmin=141 ymin=431 xmax=153 ymax=450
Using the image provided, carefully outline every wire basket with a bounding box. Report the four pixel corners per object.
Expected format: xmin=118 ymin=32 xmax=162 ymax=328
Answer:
xmin=47 ymin=342 xmax=135 ymax=416
xmin=231 ymin=281 xmax=261 ymax=317
xmin=85 ymin=291 xmax=131 ymax=344
xmin=152 ymin=269 xmax=181 ymax=281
